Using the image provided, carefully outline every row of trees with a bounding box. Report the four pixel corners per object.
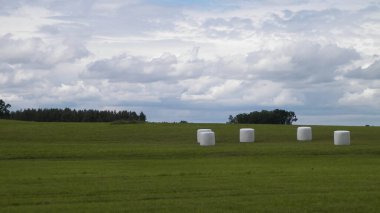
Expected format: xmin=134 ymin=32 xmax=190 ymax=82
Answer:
xmin=0 ymin=99 xmax=146 ymax=122
xmin=228 ymin=109 xmax=297 ymax=125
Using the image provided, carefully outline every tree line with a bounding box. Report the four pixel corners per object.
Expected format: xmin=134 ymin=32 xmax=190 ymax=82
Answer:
xmin=0 ymin=99 xmax=146 ymax=122
xmin=228 ymin=109 xmax=297 ymax=125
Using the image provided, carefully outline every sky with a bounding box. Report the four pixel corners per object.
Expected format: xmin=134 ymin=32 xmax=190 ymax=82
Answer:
xmin=0 ymin=0 xmax=379 ymax=125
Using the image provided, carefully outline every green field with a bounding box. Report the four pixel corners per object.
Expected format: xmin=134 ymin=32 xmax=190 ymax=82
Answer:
xmin=1 ymin=120 xmax=380 ymax=212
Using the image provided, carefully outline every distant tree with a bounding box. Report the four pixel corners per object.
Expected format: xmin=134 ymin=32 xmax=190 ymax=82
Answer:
xmin=129 ymin=111 xmax=138 ymax=121
xmin=138 ymin=112 xmax=146 ymax=121
xmin=0 ymin=99 xmax=11 ymax=118
xmin=228 ymin=109 xmax=297 ymax=125
xmin=227 ymin=115 xmax=236 ymax=124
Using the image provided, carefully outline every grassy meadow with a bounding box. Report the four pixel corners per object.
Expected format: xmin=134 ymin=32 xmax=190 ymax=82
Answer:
xmin=0 ymin=120 xmax=380 ymax=212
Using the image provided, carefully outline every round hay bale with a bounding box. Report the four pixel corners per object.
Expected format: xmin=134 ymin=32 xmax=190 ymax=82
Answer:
xmin=334 ymin=130 xmax=350 ymax=145
xmin=297 ymin=127 xmax=312 ymax=141
xmin=197 ymin=129 xmax=212 ymax=143
xmin=240 ymin=128 xmax=255 ymax=142
xmin=199 ymin=131 xmax=215 ymax=146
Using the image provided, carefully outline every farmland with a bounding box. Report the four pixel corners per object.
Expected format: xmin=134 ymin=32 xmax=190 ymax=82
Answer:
xmin=1 ymin=120 xmax=380 ymax=212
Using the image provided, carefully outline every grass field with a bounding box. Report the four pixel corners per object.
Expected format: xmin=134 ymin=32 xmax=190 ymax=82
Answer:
xmin=1 ymin=120 xmax=380 ymax=212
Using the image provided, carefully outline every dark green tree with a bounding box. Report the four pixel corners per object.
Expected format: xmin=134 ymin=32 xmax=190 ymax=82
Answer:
xmin=229 ymin=109 xmax=297 ymax=125
xmin=0 ymin=99 xmax=11 ymax=118
xmin=227 ymin=115 xmax=236 ymax=124
xmin=139 ymin=112 xmax=146 ymax=121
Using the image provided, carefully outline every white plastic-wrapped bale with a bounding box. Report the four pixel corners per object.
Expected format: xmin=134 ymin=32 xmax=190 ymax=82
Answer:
xmin=199 ymin=131 xmax=215 ymax=146
xmin=297 ymin=127 xmax=312 ymax=141
xmin=240 ymin=128 xmax=255 ymax=142
xmin=334 ymin=130 xmax=350 ymax=145
xmin=197 ymin=129 xmax=212 ymax=143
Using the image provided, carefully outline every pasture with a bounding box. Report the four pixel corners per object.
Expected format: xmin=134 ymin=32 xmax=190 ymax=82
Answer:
xmin=0 ymin=120 xmax=380 ymax=212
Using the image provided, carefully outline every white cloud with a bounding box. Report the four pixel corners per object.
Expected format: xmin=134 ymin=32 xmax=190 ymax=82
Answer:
xmin=0 ymin=62 xmax=38 ymax=87
xmin=84 ymin=46 xmax=211 ymax=83
xmin=181 ymin=77 xmax=303 ymax=106
xmin=273 ymin=90 xmax=303 ymax=106
xmin=1 ymin=0 xmax=380 ymax=124
xmin=181 ymin=78 xmax=242 ymax=102
xmin=0 ymin=4 xmax=61 ymax=37
xmin=0 ymin=34 xmax=89 ymax=68
xmin=239 ymin=80 xmax=303 ymax=106
xmin=339 ymin=88 xmax=380 ymax=107
xmin=52 ymin=81 xmax=101 ymax=101
xmin=201 ymin=17 xmax=254 ymax=38
xmin=246 ymin=41 xmax=360 ymax=83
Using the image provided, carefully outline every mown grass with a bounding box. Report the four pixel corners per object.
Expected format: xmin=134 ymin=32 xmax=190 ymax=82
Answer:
xmin=0 ymin=120 xmax=379 ymax=212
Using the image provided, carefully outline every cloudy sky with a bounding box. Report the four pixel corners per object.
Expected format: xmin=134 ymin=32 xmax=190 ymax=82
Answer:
xmin=0 ymin=0 xmax=379 ymax=125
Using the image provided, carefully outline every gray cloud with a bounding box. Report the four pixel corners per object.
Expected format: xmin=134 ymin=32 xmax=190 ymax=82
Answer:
xmin=201 ymin=17 xmax=254 ymax=38
xmin=86 ymin=53 xmax=178 ymax=83
xmin=85 ymin=49 xmax=208 ymax=83
xmin=246 ymin=41 xmax=360 ymax=83
xmin=267 ymin=9 xmax=352 ymax=32
xmin=0 ymin=34 xmax=89 ymax=68
xmin=39 ymin=23 xmax=92 ymax=39
xmin=345 ymin=60 xmax=380 ymax=79
xmin=0 ymin=63 xmax=16 ymax=85
xmin=42 ymin=1 xmax=183 ymax=36
xmin=0 ymin=0 xmax=23 ymax=14
xmin=263 ymin=5 xmax=380 ymax=35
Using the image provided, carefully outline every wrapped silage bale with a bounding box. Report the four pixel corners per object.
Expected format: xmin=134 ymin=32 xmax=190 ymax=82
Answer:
xmin=240 ymin=128 xmax=255 ymax=142
xmin=199 ymin=131 xmax=215 ymax=146
xmin=197 ymin=129 xmax=212 ymax=143
xmin=297 ymin=127 xmax=312 ymax=141
xmin=334 ymin=130 xmax=350 ymax=145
